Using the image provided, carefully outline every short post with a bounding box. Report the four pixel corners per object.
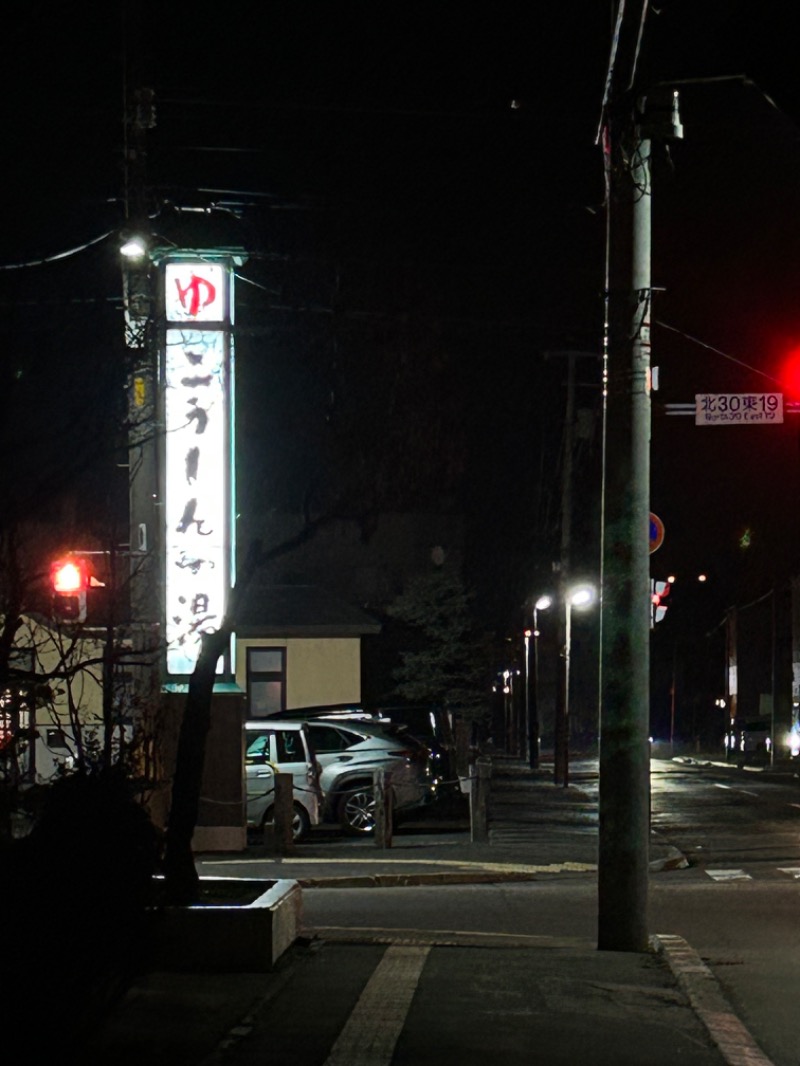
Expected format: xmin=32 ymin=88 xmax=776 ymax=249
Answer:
xmin=470 ymin=756 xmax=491 ymax=842
xmin=455 ymin=717 xmax=471 ymax=779
xmin=272 ymin=772 xmax=295 ymax=856
xmin=373 ymin=768 xmax=393 ymax=848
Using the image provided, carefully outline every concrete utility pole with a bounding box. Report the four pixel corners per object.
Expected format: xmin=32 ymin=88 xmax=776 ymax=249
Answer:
xmin=554 ymin=353 xmax=576 ymax=787
xmin=725 ymin=607 xmax=738 ymax=758
xmin=597 ymin=0 xmax=683 ymax=952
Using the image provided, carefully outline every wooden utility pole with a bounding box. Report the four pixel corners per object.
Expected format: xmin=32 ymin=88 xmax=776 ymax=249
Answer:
xmin=597 ymin=0 xmax=683 ymax=952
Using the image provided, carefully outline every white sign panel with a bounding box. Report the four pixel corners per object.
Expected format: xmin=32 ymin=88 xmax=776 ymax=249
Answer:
xmin=163 ymin=259 xmax=232 ymax=676
xmin=695 ymin=393 xmax=783 ymax=425
xmin=165 ymin=261 xmax=226 ymax=322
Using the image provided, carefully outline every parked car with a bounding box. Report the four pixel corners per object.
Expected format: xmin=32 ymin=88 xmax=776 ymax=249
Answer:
xmin=371 ymin=704 xmax=458 ymax=792
xmin=246 ymin=715 xmax=436 ymax=835
xmin=244 ymin=720 xmax=322 ymax=842
xmin=308 ymin=717 xmax=435 ymax=833
xmin=270 ymin=702 xmax=457 ymax=793
xmin=735 ymin=717 xmax=771 ymax=766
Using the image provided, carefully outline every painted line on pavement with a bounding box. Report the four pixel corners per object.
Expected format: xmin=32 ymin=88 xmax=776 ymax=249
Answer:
xmin=653 ymin=933 xmax=775 ymax=1066
xmin=714 ymin=783 xmax=758 ymax=797
xmin=705 ymin=869 xmax=752 ymax=882
xmin=322 ymin=944 xmax=429 ymax=1066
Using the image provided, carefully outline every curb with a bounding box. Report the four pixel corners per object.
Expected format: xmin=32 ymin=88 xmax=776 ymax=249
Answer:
xmin=295 ymin=861 xmax=598 ymax=888
xmin=652 ymin=933 xmax=775 ymax=1066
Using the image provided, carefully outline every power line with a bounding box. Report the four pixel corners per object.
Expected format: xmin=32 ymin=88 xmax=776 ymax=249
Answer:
xmin=654 ymin=319 xmax=781 ymax=387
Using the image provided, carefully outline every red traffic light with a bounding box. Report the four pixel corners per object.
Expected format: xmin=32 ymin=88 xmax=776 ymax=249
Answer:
xmin=51 ymin=558 xmax=88 ymax=593
xmin=50 ymin=558 xmax=88 ymax=622
xmin=779 ymin=345 xmax=800 ymax=401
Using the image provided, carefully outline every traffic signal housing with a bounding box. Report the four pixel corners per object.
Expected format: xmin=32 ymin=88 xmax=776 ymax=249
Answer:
xmin=650 ymin=578 xmax=671 ymax=626
xmin=50 ymin=557 xmax=88 ymax=622
xmin=779 ymin=344 xmax=800 ymax=402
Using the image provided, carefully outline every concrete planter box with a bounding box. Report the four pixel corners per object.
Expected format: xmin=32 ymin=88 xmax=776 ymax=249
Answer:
xmin=151 ymin=877 xmax=302 ymax=972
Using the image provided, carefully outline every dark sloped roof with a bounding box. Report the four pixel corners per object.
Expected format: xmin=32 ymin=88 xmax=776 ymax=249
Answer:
xmin=235 ymin=584 xmax=381 ymax=638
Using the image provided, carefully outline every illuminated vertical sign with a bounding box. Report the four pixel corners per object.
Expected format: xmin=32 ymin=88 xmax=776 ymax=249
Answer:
xmin=163 ymin=260 xmax=232 ymax=675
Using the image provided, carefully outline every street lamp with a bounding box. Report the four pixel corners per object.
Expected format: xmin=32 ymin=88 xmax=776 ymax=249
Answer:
xmin=120 ymin=234 xmax=148 ymax=260
xmin=555 ymin=583 xmax=596 ymax=788
xmin=526 ymin=595 xmax=552 ymax=769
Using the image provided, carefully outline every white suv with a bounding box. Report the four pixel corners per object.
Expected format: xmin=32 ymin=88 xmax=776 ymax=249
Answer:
xmin=305 ymin=718 xmax=434 ymax=833
xmin=246 ymin=716 xmax=436 ymax=836
xmin=245 ymin=720 xmax=322 ymax=842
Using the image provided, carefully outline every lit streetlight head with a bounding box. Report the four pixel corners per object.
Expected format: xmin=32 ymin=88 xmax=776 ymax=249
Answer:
xmin=534 ymin=595 xmax=552 ymax=611
xmin=120 ymin=234 xmax=148 ymax=260
xmin=568 ymin=584 xmax=596 ymax=609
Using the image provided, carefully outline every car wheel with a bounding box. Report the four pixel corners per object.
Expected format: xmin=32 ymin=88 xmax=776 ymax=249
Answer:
xmin=263 ymin=802 xmax=311 ymax=843
xmin=291 ymin=802 xmax=312 ymax=842
xmin=338 ymin=785 xmax=376 ymax=834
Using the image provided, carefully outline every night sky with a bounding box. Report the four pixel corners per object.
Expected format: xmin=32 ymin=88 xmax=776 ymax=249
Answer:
xmin=4 ymin=3 xmax=800 ymax=704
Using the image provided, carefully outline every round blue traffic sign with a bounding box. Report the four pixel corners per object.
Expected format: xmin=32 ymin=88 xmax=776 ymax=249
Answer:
xmin=649 ymin=513 xmax=665 ymax=554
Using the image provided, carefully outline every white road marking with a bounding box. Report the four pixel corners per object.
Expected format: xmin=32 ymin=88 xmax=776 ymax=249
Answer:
xmin=777 ymin=867 xmax=800 ymax=879
xmin=713 ymin=783 xmax=758 ymax=797
xmin=323 ymin=944 xmax=429 ymax=1066
xmin=788 ymin=803 xmax=800 ymax=810
xmin=705 ymin=869 xmax=752 ymax=882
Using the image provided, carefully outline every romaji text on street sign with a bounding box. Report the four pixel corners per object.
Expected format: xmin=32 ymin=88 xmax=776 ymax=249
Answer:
xmin=695 ymin=393 xmax=783 ymax=426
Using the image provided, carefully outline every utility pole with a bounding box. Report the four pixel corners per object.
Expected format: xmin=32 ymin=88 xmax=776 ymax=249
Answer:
xmin=554 ymin=352 xmax=576 ymax=787
xmin=725 ymin=606 xmax=738 ymax=758
xmin=120 ymin=10 xmax=163 ymax=766
xmin=597 ymin=0 xmax=683 ymax=952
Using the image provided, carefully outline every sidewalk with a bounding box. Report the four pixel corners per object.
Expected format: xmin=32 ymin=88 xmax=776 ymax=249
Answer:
xmin=75 ymin=755 xmax=774 ymax=1066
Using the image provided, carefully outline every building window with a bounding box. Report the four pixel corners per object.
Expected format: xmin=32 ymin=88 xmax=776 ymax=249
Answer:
xmin=247 ymin=647 xmax=286 ymax=717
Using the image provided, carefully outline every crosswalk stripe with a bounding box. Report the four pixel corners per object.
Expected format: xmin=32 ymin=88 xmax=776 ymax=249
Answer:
xmin=705 ymin=869 xmax=752 ymax=882
xmin=323 ymin=944 xmax=429 ymax=1066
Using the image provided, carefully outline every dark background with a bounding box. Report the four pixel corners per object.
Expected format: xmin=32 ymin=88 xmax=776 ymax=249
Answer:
xmin=4 ymin=2 xmax=800 ymax=736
